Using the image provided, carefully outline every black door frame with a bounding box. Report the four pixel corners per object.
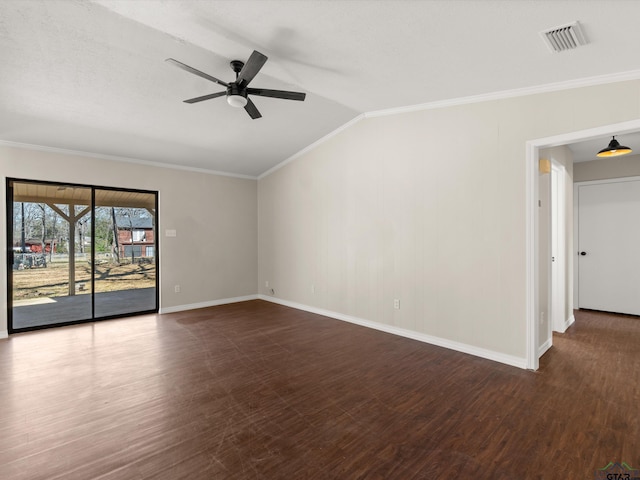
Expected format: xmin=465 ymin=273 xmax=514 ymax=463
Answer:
xmin=6 ymin=178 xmax=159 ymax=333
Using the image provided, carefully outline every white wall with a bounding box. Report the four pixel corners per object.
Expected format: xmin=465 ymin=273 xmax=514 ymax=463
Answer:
xmin=258 ymin=80 xmax=640 ymax=367
xmin=0 ymin=145 xmax=258 ymax=335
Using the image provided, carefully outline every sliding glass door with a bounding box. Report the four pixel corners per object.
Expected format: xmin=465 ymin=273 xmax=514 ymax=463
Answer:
xmin=7 ymin=179 xmax=158 ymax=332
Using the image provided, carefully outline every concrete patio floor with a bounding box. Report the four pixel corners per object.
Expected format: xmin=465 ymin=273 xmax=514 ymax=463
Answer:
xmin=12 ymin=287 xmax=157 ymax=329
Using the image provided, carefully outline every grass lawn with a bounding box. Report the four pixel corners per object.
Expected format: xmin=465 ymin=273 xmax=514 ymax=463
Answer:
xmin=12 ymin=261 xmax=156 ymax=300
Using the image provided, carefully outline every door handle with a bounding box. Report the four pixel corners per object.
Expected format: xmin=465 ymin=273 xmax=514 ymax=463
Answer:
xmin=580 ymin=251 xmax=587 ymax=256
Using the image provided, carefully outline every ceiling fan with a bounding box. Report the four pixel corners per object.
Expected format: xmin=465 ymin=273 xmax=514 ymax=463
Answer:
xmin=166 ymin=50 xmax=306 ymax=119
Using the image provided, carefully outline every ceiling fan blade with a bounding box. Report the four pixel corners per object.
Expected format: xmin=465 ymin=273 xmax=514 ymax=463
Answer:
xmin=183 ymin=92 xmax=227 ymax=104
xmin=237 ymin=50 xmax=268 ymax=87
xmin=244 ymin=98 xmax=262 ymax=119
xmin=165 ymin=58 xmax=229 ymax=87
xmin=247 ymin=88 xmax=306 ymax=101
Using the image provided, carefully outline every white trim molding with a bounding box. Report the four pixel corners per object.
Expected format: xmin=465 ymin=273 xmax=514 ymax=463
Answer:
xmin=4 ymin=71 xmax=640 ymax=183
xmin=259 ymin=295 xmax=527 ymax=370
xmin=261 ymin=74 xmax=640 ymax=182
xmin=538 ymin=338 xmax=553 ymax=358
xmin=159 ymin=294 xmax=258 ymax=314
xmin=561 ymin=314 xmax=576 ymax=333
xmin=0 ymin=330 xmax=8 ymax=339
xmin=526 ymin=140 xmax=539 ymax=370
xmin=0 ymin=140 xmax=257 ymax=180
xmin=365 ymin=69 xmax=640 ymax=119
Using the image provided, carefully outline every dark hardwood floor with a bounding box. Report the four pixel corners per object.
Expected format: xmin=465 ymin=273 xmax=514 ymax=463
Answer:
xmin=0 ymin=301 xmax=638 ymax=479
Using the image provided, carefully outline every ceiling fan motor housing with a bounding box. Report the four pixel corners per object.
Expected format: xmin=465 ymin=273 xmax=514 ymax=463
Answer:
xmin=227 ymin=83 xmax=247 ymax=98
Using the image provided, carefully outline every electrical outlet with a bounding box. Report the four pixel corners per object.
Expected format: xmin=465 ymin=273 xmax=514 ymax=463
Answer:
xmin=540 ymin=311 xmax=545 ymax=325
xmin=394 ymin=299 xmax=400 ymax=309
xmin=174 ymin=285 xmax=181 ymax=293
xmin=311 ymin=284 xmax=315 ymax=294
xmin=265 ymin=281 xmax=269 ymax=288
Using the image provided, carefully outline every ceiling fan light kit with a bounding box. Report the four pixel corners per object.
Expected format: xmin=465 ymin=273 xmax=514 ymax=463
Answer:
xmin=227 ymin=95 xmax=247 ymax=108
xmin=596 ymin=136 xmax=632 ymax=158
xmin=166 ymin=50 xmax=306 ymax=119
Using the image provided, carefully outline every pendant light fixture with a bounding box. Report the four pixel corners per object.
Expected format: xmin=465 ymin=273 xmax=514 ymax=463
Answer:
xmin=596 ymin=136 xmax=632 ymax=157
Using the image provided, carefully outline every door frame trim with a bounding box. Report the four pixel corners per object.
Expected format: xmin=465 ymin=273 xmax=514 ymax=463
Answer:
xmin=525 ymin=118 xmax=640 ymax=370
xmin=550 ymin=162 xmax=566 ymax=334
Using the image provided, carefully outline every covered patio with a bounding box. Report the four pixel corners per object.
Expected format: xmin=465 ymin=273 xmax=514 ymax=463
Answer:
xmin=12 ymin=287 xmax=157 ymax=329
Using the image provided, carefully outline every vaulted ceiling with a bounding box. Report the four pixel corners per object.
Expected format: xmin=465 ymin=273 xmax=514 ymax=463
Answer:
xmin=2 ymin=0 xmax=640 ymax=177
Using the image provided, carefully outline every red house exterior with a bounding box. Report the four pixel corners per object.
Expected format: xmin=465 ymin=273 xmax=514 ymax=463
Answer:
xmin=19 ymin=239 xmax=56 ymax=254
xmin=115 ymin=216 xmax=155 ymax=260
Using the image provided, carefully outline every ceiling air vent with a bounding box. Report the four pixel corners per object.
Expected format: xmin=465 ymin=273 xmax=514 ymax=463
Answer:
xmin=540 ymin=21 xmax=587 ymax=53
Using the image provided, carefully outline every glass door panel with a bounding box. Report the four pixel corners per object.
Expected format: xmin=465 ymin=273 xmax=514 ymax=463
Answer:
xmin=93 ymin=189 xmax=157 ymax=318
xmin=10 ymin=181 xmax=93 ymax=329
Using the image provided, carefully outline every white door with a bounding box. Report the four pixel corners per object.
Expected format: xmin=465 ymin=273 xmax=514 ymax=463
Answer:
xmin=578 ymin=179 xmax=640 ymax=315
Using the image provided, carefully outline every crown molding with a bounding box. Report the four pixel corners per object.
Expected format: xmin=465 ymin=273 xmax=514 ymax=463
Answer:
xmin=364 ymin=69 xmax=640 ymax=118
xmin=5 ymin=69 xmax=640 ymax=182
xmin=258 ymin=69 xmax=640 ymax=180
xmin=0 ymin=140 xmax=258 ymax=180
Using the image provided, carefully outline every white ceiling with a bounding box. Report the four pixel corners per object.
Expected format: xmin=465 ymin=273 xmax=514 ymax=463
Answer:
xmin=2 ymin=1 xmax=640 ymax=177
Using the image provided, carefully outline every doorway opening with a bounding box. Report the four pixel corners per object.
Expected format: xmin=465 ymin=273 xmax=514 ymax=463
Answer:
xmin=526 ymin=118 xmax=640 ymax=370
xmin=6 ymin=179 xmax=159 ymax=333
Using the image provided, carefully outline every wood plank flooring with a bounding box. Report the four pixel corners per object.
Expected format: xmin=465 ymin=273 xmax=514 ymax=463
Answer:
xmin=0 ymin=301 xmax=638 ymax=479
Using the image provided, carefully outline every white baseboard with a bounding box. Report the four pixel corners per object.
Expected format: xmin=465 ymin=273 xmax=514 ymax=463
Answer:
xmin=555 ymin=314 xmax=576 ymax=334
xmin=258 ymin=295 xmax=528 ymax=369
xmin=159 ymin=294 xmax=259 ymax=314
xmin=538 ymin=338 xmax=552 ymax=357
xmin=565 ymin=314 xmax=576 ymax=331
xmin=0 ymin=330 xmax=7 ymax=339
